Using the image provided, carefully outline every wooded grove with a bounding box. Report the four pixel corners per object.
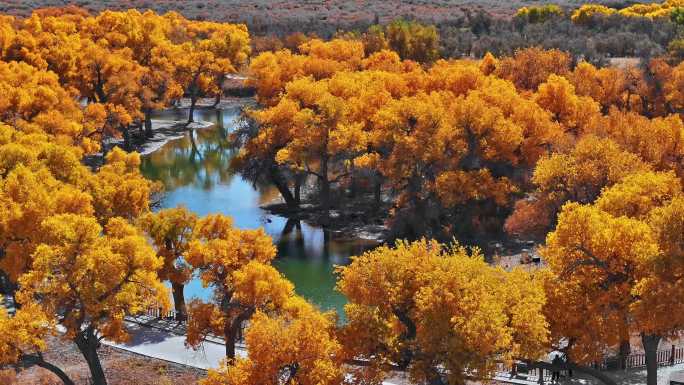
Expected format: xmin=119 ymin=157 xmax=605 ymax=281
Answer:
xmin=0 ymin=2 xmax=683 ymax=385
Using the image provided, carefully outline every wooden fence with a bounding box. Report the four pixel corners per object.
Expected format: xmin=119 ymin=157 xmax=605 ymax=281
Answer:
xmin=144 ymin=307 xmax=177 ymax=319
xmin=139 ymin=306 xmax=684 ymax=382
xmin=497 ymin=362 xmax=560 ymax=383
xmin=138 ymin=307 xmax=248 ymax=344
xmin=599 ymin=345 xmax=684 ymax=370
xmin=496 ymin=346 xmax=684 ymax=384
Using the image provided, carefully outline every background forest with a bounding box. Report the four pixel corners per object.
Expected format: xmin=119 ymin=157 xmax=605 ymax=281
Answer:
xmin=0 ymin=1 xmax=683 ymax=385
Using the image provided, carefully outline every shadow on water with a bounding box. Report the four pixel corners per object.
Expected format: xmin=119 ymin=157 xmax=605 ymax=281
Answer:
xmin=141 ymin=104 xmax=374 ymax=319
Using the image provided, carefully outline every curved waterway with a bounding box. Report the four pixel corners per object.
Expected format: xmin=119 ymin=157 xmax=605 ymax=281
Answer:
xmin=141 ymin=102 xmax=374 ymax=318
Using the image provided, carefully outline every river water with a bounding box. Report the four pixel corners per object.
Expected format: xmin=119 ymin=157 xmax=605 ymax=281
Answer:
xmin=141 ymin=103 xmax=373 ymax=318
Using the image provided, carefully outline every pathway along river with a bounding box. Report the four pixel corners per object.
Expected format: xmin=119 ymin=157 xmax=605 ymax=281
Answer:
xmin=141 ymin=102 xmax=375 ymax=318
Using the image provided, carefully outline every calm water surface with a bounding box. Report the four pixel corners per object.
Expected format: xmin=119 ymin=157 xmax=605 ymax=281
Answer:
xmin=141 ymin=104 xmax=373 ymax=317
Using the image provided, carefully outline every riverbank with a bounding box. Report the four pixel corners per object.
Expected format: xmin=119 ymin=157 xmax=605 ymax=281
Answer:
xmin=131 ymin=97 xmax=255 ymax=157
xmin=263 ymin=198 xmax=390 ymax=244
xmin=84 ymin=97 xmax=256 ymax=170
xmin=136 ymin=120 xmax=214 ymax=156
xmin=176 ymin=96 xmax=257 ymax=111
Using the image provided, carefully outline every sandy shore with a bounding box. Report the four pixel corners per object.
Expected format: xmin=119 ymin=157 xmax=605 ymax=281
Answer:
xmin=137 ymin=120 xmax=213 ymax=156
xmin=91 ymin=98 xmax=256 ymax=161
xmin=137 ymin=98 xmax=255 ymax=156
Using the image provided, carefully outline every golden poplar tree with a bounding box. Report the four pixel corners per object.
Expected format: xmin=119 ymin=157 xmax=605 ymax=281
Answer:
xmin=184 ymin=214 xmax=294 ymax=360
xmin=338 ymin=239 xmax=548 ymax=384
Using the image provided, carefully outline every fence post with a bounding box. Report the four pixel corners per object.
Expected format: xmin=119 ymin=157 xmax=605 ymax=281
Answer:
xmin=672 ymin=345 xmax=676 ymax=366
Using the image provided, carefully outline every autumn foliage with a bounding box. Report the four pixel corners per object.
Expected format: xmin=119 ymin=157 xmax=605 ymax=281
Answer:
xmin=337 ymin=239 xmax=548 ymax=384
xmin=235 ymin=31 xmax=684 ymax=385
xmin=1 ymin=3 xmax=684 ymax=385
xmin=0 ymin=7 xmax=251 ymax=385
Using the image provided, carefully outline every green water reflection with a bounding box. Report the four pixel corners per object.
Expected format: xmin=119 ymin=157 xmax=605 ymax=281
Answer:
xmin=140 ymin=103 xmax=373 ymax=317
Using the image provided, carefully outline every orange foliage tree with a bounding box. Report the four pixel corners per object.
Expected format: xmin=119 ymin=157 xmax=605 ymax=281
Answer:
xmin=337 ymin=239 xmax=548 ymax=384
xmin=495 ymin=47 xmax=571 ymax=91
xmin=184 ymin=214 xmax=294 ymax=360
xmin=16 ymin=214 xmax=168 ymax=385
xmin=201 ymin=297 xmax=343 ymax=385
xmin=543 ymin=171 xmax=684 ymax=385
xmin=138 ymin=206 xmax=198 ymax=321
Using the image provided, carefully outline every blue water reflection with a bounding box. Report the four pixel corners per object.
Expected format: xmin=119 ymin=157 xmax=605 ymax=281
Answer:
xmin=141 ymin=103 xmax=371 ymax=317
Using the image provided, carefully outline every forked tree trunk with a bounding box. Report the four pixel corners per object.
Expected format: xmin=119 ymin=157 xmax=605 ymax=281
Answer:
xmin=74 ymin=328 xmax=107 ymax=385
xmin=171 ymin=282 xmax=187 ymax=321
xmin=223 ymin=310 xmax=252 ymax=360
xmin=268 ymin=164 xmax=297 ymax=209
xmin=392 ymin=308 xmax=416 ymax=370
xmin=21 ymin=354 xmax=75 ymax=385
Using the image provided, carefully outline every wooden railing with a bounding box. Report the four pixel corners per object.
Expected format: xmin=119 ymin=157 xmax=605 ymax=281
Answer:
xmin=136 ymin=307 xmax=248 ymax=345
xmin=495 ymin=346 xmax=684 ymax=384
xmin=496 ymin=362 xmax=560 ymax=383
xmin=599 ymin=345 xmax=684 ymax=370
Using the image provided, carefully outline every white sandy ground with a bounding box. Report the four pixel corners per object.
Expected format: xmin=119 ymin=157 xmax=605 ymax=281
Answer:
xmin=105 ymin=321 xmax=234 ymax=370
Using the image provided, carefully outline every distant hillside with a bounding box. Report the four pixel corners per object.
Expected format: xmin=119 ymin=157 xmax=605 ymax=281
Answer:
xmin=0 ymin=0 xmax=657 ymax=33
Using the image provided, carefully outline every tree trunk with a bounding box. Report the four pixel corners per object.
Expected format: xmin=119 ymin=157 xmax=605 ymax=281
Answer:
xmin=319 ymin=156 xmax=330 ymax=211
xmin=212 ymin=93 xmax=221 ymax=108
xmin=74 ymin=328 xmax=107 ymax=385
xmin=349 ymin=161 xmax=357 ymax=198
xmin=21 ymin=354 xmax=75 ymax=385
xmin=224 ymin=317 xmax=237 ymax=360
xmin=406 ymin=171 xmax=427 ymax=237
xmin=282 ymin=218 xmax=298 ymax=236
xmin=642 ymin=333 xmax=661 ymax=385
xmin=268 ymin=164 xmax=297 ymax=209
xmin=122 ymin=126 xmax=131 ymax=151
xmin=374 ymin=172 xmax=382 ymax=211
xmin=144 ymin=110 xmax=153 ymax=138
xmin=295 ymin=221 xmax=304 ymax=248
xmin=294 ymin=173 xmax=305 ymax=205
xmin=392 ymin=308 xmax=416 ymax=370
xmin=619 ymin=339 xmax=631 ymax=369
xmin=224 ymin=311 xmax=252 ymax=360
xmin=285 ymin=363 xmax=299 ymax=385
xmin=171 ymin=282 xmax=187 ymax=321
xmin=187 ymin=96 xmax=197 ymax=125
